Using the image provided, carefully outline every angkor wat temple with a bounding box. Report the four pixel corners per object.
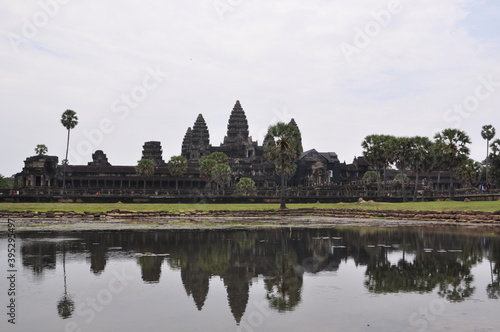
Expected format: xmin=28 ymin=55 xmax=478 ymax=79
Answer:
xmin=11 ymin=100 xmax=462 ymax=201
xmin=13 ymin=101 xmax=345 ymax=198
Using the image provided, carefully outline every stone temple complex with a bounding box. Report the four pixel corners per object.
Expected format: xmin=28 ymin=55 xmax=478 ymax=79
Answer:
xmin=10 ymin=100 xmax=459 ymax=201
xmin=14 ymin=100 xmax=343 ymax=198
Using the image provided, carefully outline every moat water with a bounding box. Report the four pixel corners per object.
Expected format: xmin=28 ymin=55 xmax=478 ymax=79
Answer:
xmin=1 ymin=227 xmax=499 ymax=332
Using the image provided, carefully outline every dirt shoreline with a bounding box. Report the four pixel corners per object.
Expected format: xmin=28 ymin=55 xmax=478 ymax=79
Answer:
xmin=1 ymin=208 xmax=500 ymax=232
xmin=1 ymin=207 xmax=500 ymax=222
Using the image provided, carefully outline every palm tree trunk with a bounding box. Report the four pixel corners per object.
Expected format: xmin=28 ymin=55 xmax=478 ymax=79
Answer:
xmin=376 ymin=165 xmax=381 ymax=196
xmin=486 ymin=139 xmax=490 ymax=183
xmin=437 ymin=171 xmax=441 ymax=195
xmin=62 ymin=129 xmax=71 ymax=192
xmin=401 ymin=171 xmax=406 ymax=202
xmin=280 ymin=159 xmax=286 ymax=209
xmin=383 ymin=166 xmax=387 ymax=192
xmin=450 ymin=171 xmax=454 ymax=200
xmin=413 ymin=172 xmax=419 ymax=202
xmin=63 ymin=244 xmax=67 ymax=295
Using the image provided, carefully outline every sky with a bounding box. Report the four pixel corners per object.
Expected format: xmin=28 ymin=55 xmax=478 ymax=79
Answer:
xmin=1 ymin=0 xmax=500 ymax=177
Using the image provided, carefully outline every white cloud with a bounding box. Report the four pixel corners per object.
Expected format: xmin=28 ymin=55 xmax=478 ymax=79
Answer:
xmin=1 ymin=0 xmax=499 ymax=176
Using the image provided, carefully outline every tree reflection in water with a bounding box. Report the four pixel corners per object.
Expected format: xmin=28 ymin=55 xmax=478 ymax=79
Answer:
xmin=487 ymin=239 xmax=500 ymax=299
xmin=57 ymin=243 xmax=75 ymax=319
xmin=265 ymin=232 xmax=302 ymax=313
xmin=16 ymin=227 xmax=500 ymax=322
xmin=362 ymin=230 xmax=492 ymax=302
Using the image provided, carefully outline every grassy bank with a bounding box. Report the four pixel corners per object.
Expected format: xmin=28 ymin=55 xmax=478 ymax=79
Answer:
xmin=0 ymin=201 xmax=499 ymax=213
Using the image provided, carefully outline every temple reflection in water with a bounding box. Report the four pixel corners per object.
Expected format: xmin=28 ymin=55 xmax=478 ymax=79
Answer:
xmin=17 ymin=228 xmax=500 ymax=324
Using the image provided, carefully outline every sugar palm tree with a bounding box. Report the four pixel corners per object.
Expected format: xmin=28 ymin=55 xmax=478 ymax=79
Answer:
xmin=406 ymin=136 xmax=434 ymax=202
xmin=199 ymin=152 xmax=230 ymax=193
xmin=362 ymin=134 xmax=397 ymax=195
xmin=488 ymin=139 xmax=500 ymax=187
xmin=434 ymin=129 xmax=471 ymax=200
xmin=135 ymin=158 xmax=155 ymax=195
xmin=35 ymin=144 xmax=48 ymax=156
xmin=481 ymin=125 xmax=496 ymax=183
xmin=454 ymin=158 xmax=482 ymax=189
xmin=167 ymin=155 xmax=188 ymax=190
xmin=60 ymin=110 xmax=78 ymax=192
xmin=393 ymin=137 xmax=413 ymax=202
xmin=212 ymin=163 xmax=231 ymax=194
xmin=264 ymin=122 xmax=302 ymax=209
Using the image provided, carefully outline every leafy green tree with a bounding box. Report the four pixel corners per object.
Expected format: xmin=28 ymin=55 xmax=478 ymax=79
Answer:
xmin=407 ymin=137 xmax=434 ymax=202
xmin=135 ymin=158 xmax=155 ymax=194
xmin=236 ymin=177 xmax=257 ymax=196
xmin=208 ymin=151 xmax=229 ymax=164
xmin=454 ymin=158 xmax=482 ymax=189
xmin=0 ymin=174 xmax=14 ymax=189
xmin=481 ymin=125 xmax=496 ymax=182
xmin=60 ymin=110 xmax=78 ymax=191
xmin=199 ymin=152 xmax=230 ymax=193
xmin=212 ymin=163 xmax=231 ymax=193
xmin=393 ymin=173 xmax=409 ymax=184
xmin=488 ymin=139 xmax=500 ymax=186
xmin=35 ymin=144 xmax=48 ymax=156
xmin=264 ymin=122 xmax=302 ymax=209
xmin=199 ymin=157 xmax=216 ymax=183
xmin=434 ymin=129 xmax=471 ymax=200
xmin=167 ymin=155 xmax=188 ymax=190
xmin=362 ymin=171 xmax=378 ymax=183
xmin=393 ymin=137 xmax=413 ymax=202
xmin=428 ymin=141 xmax=445 ymax=191
xmin=362 ymin=134 xmax=397 ymax=194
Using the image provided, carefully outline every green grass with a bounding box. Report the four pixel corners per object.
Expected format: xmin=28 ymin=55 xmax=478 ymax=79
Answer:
xmin=0 ymin=201 xmax=499 ymax=213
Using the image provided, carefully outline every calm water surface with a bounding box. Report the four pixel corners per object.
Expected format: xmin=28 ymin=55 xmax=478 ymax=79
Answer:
xmin=1 ymin=227 xmax=499 ymax=332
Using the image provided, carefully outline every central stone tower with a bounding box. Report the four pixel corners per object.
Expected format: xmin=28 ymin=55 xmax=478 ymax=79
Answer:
xmin=219 ymin=100 xmax=256 ymax=159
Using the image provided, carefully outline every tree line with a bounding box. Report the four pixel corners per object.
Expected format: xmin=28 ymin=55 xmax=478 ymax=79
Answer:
xmin=6 ymin=108 xmax=498 ymax=209
xmin=361 ymin=125 xmax=498 ymax=201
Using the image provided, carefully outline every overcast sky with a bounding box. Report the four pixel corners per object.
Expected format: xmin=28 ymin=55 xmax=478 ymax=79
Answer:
xmin=1 ymin=0 xmax=500 ymax=177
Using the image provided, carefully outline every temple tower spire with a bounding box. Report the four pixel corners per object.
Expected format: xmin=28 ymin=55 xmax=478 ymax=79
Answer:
xmin=219 ymin=100 xmax=256 ymax=159
xmin=223 ymin=100 xmax=249 ymax=145
xmin=185 ymin=114 xmax=210 ymax=160
xmin=141 ymin=141 xmax=166 ymax=166
xmin=181 ymin=127 xmax=192 ymax=159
